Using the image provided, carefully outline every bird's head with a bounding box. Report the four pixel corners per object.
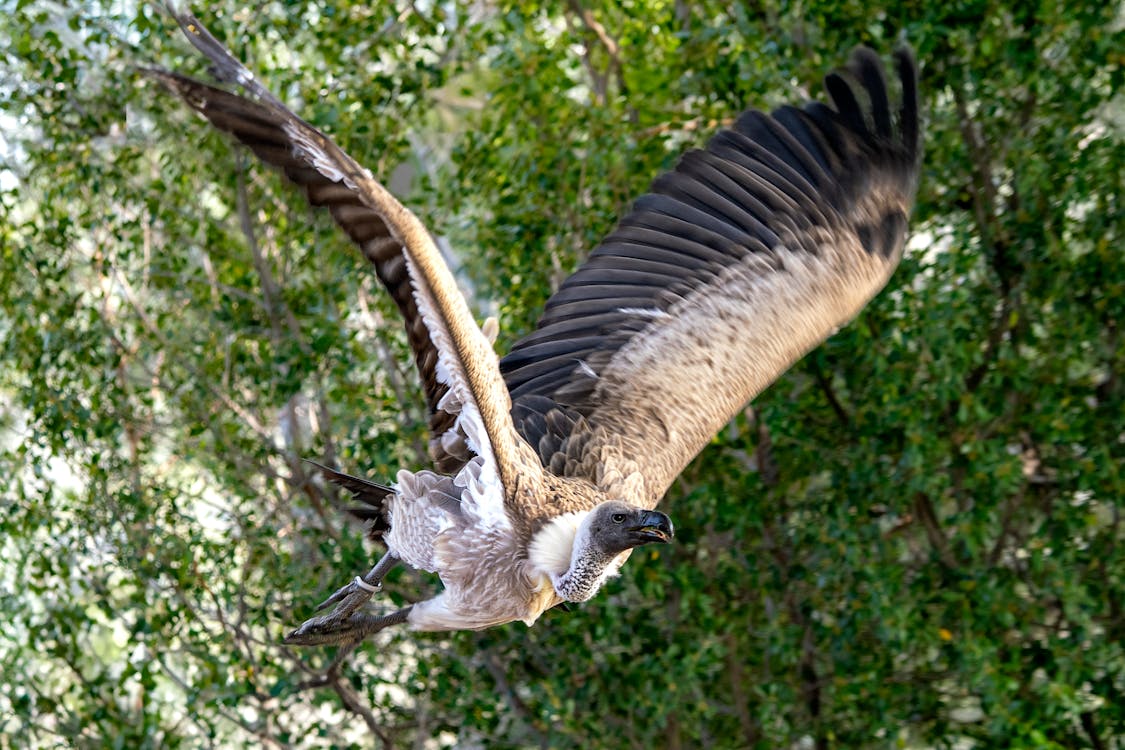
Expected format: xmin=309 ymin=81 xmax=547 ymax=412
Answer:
xmin=584 ymin=501 xmax=674 ymax=555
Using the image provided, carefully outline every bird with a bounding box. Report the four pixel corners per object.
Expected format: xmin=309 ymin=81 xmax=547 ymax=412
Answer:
xmin=148 ymin=11 xmax=921 ymax=646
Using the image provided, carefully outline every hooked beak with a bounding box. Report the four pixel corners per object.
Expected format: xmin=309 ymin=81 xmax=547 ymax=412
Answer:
xmin=630 ymin=510 xmax=674 ymax=544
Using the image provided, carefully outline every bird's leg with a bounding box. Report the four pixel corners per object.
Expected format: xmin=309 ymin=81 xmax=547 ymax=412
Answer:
xmin=284 ymin=606 xmax=414 ymax=647
xmin=283 ymin=552 xmax=404 ymax=647
xmin=314 ymin=551 xmax=400 ymax=612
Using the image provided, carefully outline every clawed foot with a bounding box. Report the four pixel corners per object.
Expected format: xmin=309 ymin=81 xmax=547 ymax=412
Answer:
xmin=284 ymin=552 xmax=403 ymax=647
xmin=284 ymin=606 xmax=413 ymax=646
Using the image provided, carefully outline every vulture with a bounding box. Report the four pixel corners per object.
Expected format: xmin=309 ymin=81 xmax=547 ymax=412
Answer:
xmin=150 ymin=12 xmax=921 ymax=646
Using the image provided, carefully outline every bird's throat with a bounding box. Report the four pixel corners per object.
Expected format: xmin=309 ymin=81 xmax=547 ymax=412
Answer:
xmin=552 ymin=527 xmax=622 ymax=602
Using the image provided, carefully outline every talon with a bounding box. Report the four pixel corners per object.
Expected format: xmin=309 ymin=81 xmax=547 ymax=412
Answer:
xmin=283 ymin=606 xmax=414 ymax=646
xmin=314 ymin=580 xmax=358 ymax=612
xmin=283 ymin=620 xmax=341 ymax=646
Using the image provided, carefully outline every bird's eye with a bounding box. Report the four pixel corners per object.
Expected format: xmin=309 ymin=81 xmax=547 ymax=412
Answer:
xmin=611 ymin=513 xmax=626 ymax=524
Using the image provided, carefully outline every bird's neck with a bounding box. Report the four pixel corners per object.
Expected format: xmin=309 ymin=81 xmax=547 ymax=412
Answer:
xmin=527 ymin=511 xmax=627 ymax=602
xmin=551 ymin=518 xmax=622 ymax=602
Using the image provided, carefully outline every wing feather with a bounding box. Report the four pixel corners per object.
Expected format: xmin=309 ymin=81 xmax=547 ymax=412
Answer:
xmin=147 ymin=67 xmax=472 ymax=470
xmin=502 ymin=46 xmax=922 ymax=507
xmin=153 ymin=13 xmax=538 ymax=503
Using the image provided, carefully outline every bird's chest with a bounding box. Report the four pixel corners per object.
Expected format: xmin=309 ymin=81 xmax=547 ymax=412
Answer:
xmin=431 ymin=530 xmax=562 ymax=628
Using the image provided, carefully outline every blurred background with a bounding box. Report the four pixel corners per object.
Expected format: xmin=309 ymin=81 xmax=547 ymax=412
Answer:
xmin=1 ymin=0 xmax=1122 ymax=747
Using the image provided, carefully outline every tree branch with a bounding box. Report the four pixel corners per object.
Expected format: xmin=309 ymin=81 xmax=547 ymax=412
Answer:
xmin=810 ymin=356 xmax=851 ymax=428
xmin=1080 ymin=711 xmax=1106 ymax=750
xmin=752 ymin=408 xmax=779 ymax=488
xmin=478 ymin=643 xmax=550 ymax=738
xmin=798 ymin=623 xmax=827 ymax=750
xmin=564 ymin=0 xmax=637 ymax=119
xmin=723 ymin=631 xmax=762 ymax=745
xmin=913 ymin=492 xmax=958 ymax=570
xmin=952 ymin=77 xmax=1020 ymax=292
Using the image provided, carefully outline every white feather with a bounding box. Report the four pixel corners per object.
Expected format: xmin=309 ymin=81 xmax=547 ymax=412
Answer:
xmin=575 ymin=360 xmax=598 ymax=379
xmin=402 ymin=254 xmax=509 ymax=530
xmin=385 ymin=470 xmax=456 ymax=572
xmin=283 ymin=123 xmax=349 ymax=184
xmin=615 ymin=307 xmax=672 ymax=320
xmin=526 ymin=511 xmax=589 ymax=578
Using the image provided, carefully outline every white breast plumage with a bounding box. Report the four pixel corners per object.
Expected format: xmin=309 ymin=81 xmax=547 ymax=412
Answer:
xmin=526 ymin=511 xmax=590 ymax=579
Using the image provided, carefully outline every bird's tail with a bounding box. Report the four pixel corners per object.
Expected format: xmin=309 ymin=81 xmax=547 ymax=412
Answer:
xmin=305 ymin=460 xmax=394 ymax=541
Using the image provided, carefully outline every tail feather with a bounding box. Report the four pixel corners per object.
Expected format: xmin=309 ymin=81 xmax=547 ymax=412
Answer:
xmin=304 ymin=459 xmax=394 ymax=540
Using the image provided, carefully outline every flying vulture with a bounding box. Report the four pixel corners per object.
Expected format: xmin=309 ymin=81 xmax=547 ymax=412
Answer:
xmin=150 ymin=12 xmax=921 ymax=646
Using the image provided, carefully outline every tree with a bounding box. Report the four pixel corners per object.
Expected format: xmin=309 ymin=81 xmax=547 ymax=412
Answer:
xmin=1 ymin=0 xmax=1121 ymax=747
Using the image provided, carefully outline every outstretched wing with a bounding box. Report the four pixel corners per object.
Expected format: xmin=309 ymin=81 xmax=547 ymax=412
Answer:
xmin=503 ymin=47 xmax=922 ymax=508
xmin=151 ymin=13 xmax=536 ymax=501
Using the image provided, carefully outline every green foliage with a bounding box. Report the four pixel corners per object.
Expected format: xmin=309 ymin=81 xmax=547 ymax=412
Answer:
xmin=1 ymin=0 xmax=1122 ymax=747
